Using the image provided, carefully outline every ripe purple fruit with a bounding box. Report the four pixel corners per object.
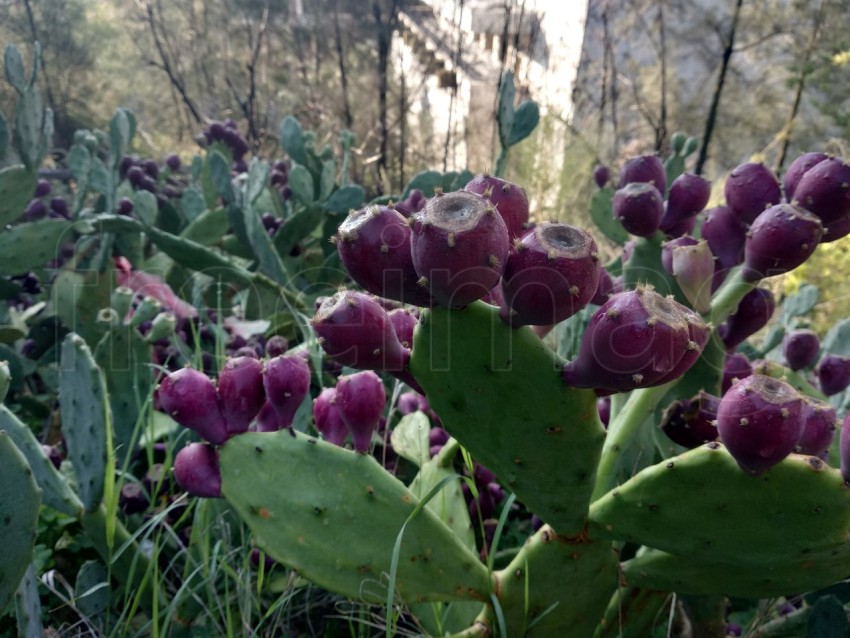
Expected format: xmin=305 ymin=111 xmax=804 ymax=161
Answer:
xmin=661 ymin=392 xmax=720 ymax=449
xmin=335 ymin=204 xmax=432 ymax=306
xmin=312 ymin=291 xmax=410 ymax=372
xmin=158 ymin=367 xmax=228 ymax=444
xmin=782 ymin=329 xmax=820 ymax=371
xmin=265 ymin=335 xmax=289 ymax=358
xmin=783 ymin=152 xmax=828 ymax=200
xmin=165 ymin=153 xmax=181 ymax=171
xmin=719 ymin=288 xmax=775 ymax=351
xmin=816 ymin=355 xmax=850 ymax=396
xmin=660 ymin=173 xmax=711 ymax=232
xmin=336 ymin=371 xmax=386 ymax=453
xmin=597 ymin=397 xmax=610 ymax=427
xmin=612 ymin=183 xmax=664 ymax=237
xmin=742 ymin=203 xmax=822 ymax=282
xmin=701 ymin=205 xmax=748 ymax=291
xmin=618 ymin=155 xmax=666 ymax=194
xmin=50 ymin=197 xmax=69 ymax=218
xmin=218 ymin=356 xmax=265 ymax=436
xmin=593 ymin=165 xmax=610 ymax=188
xmin=463 ymin=175 xmax=530 ymax=239
xmin=797 ymin=397 xmax=836 ymax=457
xmin=562 ymin=286 xmax=705 ymax=392
xmin=24 ymin=198 xmax=46 ymax=220
xmin=117 ymin=197 xmax=134 ymax=215
xmin=724 ymin=162 xmax=782 ymax=225
xmin=173 ymin=443 xmax=222 ymax=498
xmin=792 ymin=157 xmax=850 ymax=226
xmin=716 ymin=374 xmax=805 ymax=475
xmin=499 ymin=222 xmax=601 ymax=327
xmin=313 ymin=388 xmax=348 ymax=446
xmin=397 ymin=391 xmax=422 ymax=415
xmin=260 ymin=355 xmax=311 ymax=432
xmin=411 ymin=191 xmax=509 ymax=308
xmin=823 ymin=215 xmax=850 ymax=243
xmin=388 ymin=308 xmax=418 ymax=349
xmin=34 ymin=179 xmax=51 ymax=197
xmin=722 ymin=352 xmax=753 ymax=394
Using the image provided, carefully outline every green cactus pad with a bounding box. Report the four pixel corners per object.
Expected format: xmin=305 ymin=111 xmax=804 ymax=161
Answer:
xmin=409 ymin=302 xmax=604 ymax=535
xmin=0 ymin=432 xmax=41 ymax=610
xmin=220 ymin=431 xmax=492 ymax=604
xmin=0 ymin=165 xmax=37 ymax=226
xmin=594 ymin=586 xmax=672 ymax=638
xmin=622 ymin=545 xmax=850 ymax=599
xmin=0 ymin=219 xmax=72 ymax=274
xmin=60 ymin=334 xmax=110 ymax=512
xmin=491 ymin=526 xmax=618 ymax=637
xmin=14 ymin=564 xmax=43 ymax=638
xmin=589 ymin=444 xmax=850 ymax=565
xmin=589 ymin=187 xmax=629 ymax=245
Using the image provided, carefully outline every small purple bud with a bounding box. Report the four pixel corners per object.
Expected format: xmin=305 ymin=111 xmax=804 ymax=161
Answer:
xmin=313 ymin=387 xmax=348 ymax=446
xmin=593 ymin=165 xmax=610 ymax=188
xmin=336 ymin=371 xmax=386 ymax=453
xmin=218 ymin=356 xmax=265 ymax=436
xmin=261 ymin=355 xmax=312 ymax=432
xmin=816 ymin=355 xmax=850 ymax=396
xmin=34 ymin=179 xmax=51 ymax=197
xmin=782 ymin=329 xmax=819 ymax=371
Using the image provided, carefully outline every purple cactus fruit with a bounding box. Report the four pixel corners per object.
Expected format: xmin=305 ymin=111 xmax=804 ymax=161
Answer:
xmin=313 ymin=388 xmax=348 ymax=446
xmin=335 ymin=204 xmax=433 ymax=306
xmin=660 ymin=173 xmax=711 ymax=231
xmin=661 ymin=214 xmax=697 ymax=239
xmin=24 ymin=198 xmax=46 ymax=220
xmin=463 ymin=174 xmax=530 ymax=239
xmin=173 ymin=443 xmax=222 ymax=498
xmin=741 ymin=203 xmax=823 ymax=282
xmin=233 ymin=346 xmax=260 ymax=359
xmin=783 ymin=152 xmax=828 ymax=200
xmin=142 ymin=159 xmax=159 ymax=179
xmin=49 ymin=197 xmax=69 ymax=218
xmin=593 ymin=165 xmax=610 ymax=188
xmin=397 ymin=391 xmax=422 ymax=415
xmin=823 ymin=215 xmax=850 ymax=243
xmin=41 ymin=444 xmax=63 ymax=470
xmin=724 ymin=162 xmax=782 ymax=225
xmin=816 ymin=354 xmax=850 ymax=396
xmin=119 ymin=482 xmax=149 ymax=514
xmin=719 ymin=288 xmax=775 ymax=351
xmin=312 ymin=291 xmax=410 ymax=372
xmin=119 ymin=156 xmax=135 ymax=177
xmin=336 ymin=371 xmax=386 ymax=453
xmin=726 ymin=623 xmax=743 ymax=637
xmin=429 ymin=427 xmax=450 ymax=448
xmin=499 ymin=222 xmax=601 ymax=327
xmin=139 ymin=176 xmax=157 ymax=193
xmin=797 ymin=397 xmax=836 ymax=457
xmin=653 ymin=305 xmax=711 ymax=385
xmin=394 ymin=189 xmax=427 ymax=217
xmin=716 ymin=374 xmax=805 ymax=474
xmin=218 ymin=356 xmax=265 ymax=436
xmin=782 ymin=329 xmax=820 ymax=371
xmin=618 ymin=155 xmax=666 ymax=194
xmin=611 ymin=183 xmax=665 ymax=237
xmin=116 ymin=197 xmax=134 ymax=216
xmin=841 ymin=414 xmax=850 ymax=484
xmin=165 ymin=153 xmax=181 ymax=171
xmin=34 ymin=179 xmax=51 ymax=197
xmin=561 ymin=286 xmax=702 ymax=392
xmin=792 ymin=157 xmax=850 ymax=226
xmin=265 ymin=335 xmax=289 ymax=358
xmin=591 ymin=269 xmax=614 ymax=306
xmin=260 ymin=355 xmax=311 ymax=432
xmin=701 ymin=205 xmax=748 ymax=291
xmin=411 ymin=191 xmax=509 ymax=308
xmin=670 ymin=239 xmax=714 ymax=313
xmin=597 ymin=397 xmax=610 ymax=427
xmin=158 ymin=367 xmax=228 ymax=444
xmin=722 ymin=352 xmax=753 ymax=394
xmin=661 ymin=236 xmax=698 ymax=276
xmin=661 ymin=392 xmax=720 ymax=448
xmin=126 ymin=165 xmax=145 ymax=187
xmin=388 ymin=308 xmax=418 ymax=349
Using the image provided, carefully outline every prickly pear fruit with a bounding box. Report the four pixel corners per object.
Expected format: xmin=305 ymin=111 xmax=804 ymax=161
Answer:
xmin=618 ymin=155 xmax=666 ymax=194
xmin=724 ymin=162 xmax=782 ymax=225
xmin=722 ymin=352 xmax=753 ymax=394
xmin=670 ymin=239 xmax=714 ymax=314
xmin=783 ymin=152 xmax=828 ymax=200
xmin=336 ymin=371 xmax=386 ymax=453
xmin=388 ymin=308 xmax=418 ymax=349
xmin=335 ymin=204 xmax=432 ymax=306
xmin=158 ymin=367 xmax=228 ymax=444
xmin=661 ymin=236 xmax=698 ymax=275
xmin=411 ymin=190 xmax=509 ymax=308
xmin=660 ymin=173 xmax=711 ymax=231
xmin=397 ymin=391 xmax=422 ymax=415
xmin=165 ymin=153 xmax=181 ymax=171
xmin=597 ymin=397 xmax=610 ymax=427
xmin=816 ymin=355 xmax=850 ymax=396
xmin=173 ymin=442 xmax=222 ymax=498
xmin=823 ymin=215 xmax=850 ymax=243
xmin=797 ymin=397 xmax=836 ymax=457
xmin=499 ymin=222 xmax=601 ymax=326
xmin=562 ymin=286 xmax=704 ymax=392
xmin=612 ymin=183 xmax=665 ymax=237
xmin=841 ymin=414 xmax=850 ymax=484
xmin=792 ymin=157 xmax=850 ymax=226
xmin=265 ymin=335 xmax=289 ymax=358
xmin=782 ymin=329 xmax=820 ymax=371
xmin=593 ymin=165 xmax=610 ymax=188
xmin=701 ymin=205 xmax=748 ymax=290
xmin=591 ymin=268 xmax=615 ymax=305
xmin=312 ymin=388 xmax=348 ymax=446
xmin=742 ymin=204 xmax=822 ymax=282
xmin=661 ymin=391 xmax=720 ymax=448
xmin=312 ymin=291 xmax=410 ymax=372
xmin=716 ymin=374 xmax=805 ymax=475
xmin=719 ymin=288 xmax=775 ymax=351
xmin=260 ymin=355 xmax=311 ymax=432
xmin=218 ymin=356 xmax=265 ymax=436
xmin=463 ymin=174 xmax=530 ymax=239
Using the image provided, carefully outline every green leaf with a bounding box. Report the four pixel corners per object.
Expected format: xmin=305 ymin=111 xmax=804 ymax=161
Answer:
xmin=322 ymin=184 xmax=365 ymax=213
xmin=0 ymin=165 xmax=37 ymax=226
xmin=3 ymin=44 xmax=26 ymax=93
xmin=823 ymin=318 xmax=850 ymax=356
xmin=288 ymin=163 xmax=315 ymax=205
xmin=508 ymin=100 xmax=540 ymax=146
xmin=0 ymin=114 xmax=8 ymax=157
xmin=390 ymin=413 xmax=431 ymax=466
xmin=279 ymin=116 xmax=307 ymax=165
xmin=808 ymin=595 xmax=848 ymax=638
xmin=589 ymin=188 xmax=629 ymax=245
xmin=782 ymin=284 xmax=819 ymax=324
xmin=246 ymin=158 xmax=269 ymax=205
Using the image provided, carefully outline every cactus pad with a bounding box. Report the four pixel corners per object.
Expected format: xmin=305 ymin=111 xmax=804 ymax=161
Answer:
xmin=589 ymin=443 xmax=850 ymax=564
xmin=220 ymin=431 xmax=492 ymax=603
xmin=410 ymin=302 xmax=604 ymax=535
